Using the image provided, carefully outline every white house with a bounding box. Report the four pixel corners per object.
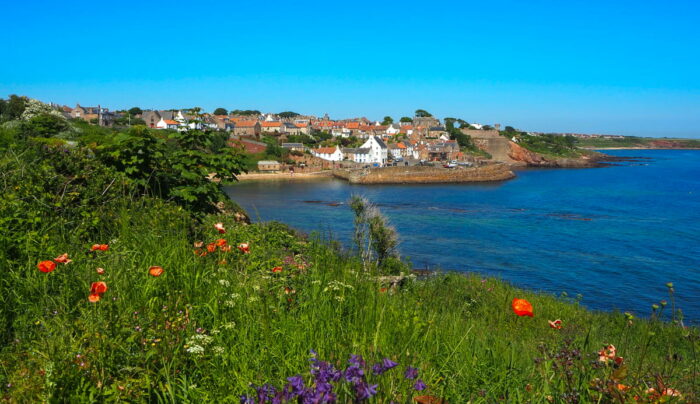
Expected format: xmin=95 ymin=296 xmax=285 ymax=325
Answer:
xmin=331 ymin=128 xmax=352 ymax=138
xmin=311 ymin=145 xmax=344 ymax=162
xmin=360 ymin=136 xmax=388 ymax=166
xmin=156 ymin=118 xmax=180 ymax=130
xmin=388 ymin=144 xmax=403 ymax=160
xmin=386 ymin=124 xmax=401 ymax=136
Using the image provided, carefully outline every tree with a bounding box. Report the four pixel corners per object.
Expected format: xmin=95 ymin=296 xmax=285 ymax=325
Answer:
xmin=415 ymin=109 xmax=432 ymax=118
xmin=381 ymin=116 xmax=393 ymax=125
xmin=213 ymin=108 xmax=228 ymax=116
xmin=128 ymin=107 xmax=143 ymax=116
xmin=504 ymin=126 xmax=516 ymax=133
xmin=230 ymin=109 xmax=261 ymax=116
xmin=399 ymin=117 xmax=413 ymax=123
xmin=482 ymin=125 xmax=493 ymax=131
xmin=278 ymin=111 xmax=300 ymax=119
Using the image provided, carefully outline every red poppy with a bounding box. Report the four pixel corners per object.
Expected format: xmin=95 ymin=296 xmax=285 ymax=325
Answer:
xmin=53 ymin=253 xmax=72 ymax=264
xmin=379 ymin=287 xmax=388 ymax=293
xmin=272 ymin=266 xmax=283 ymax=273
xmin=194 ymin=248 xmax=207 ymax=257
xmin=91 ymin=244 xmax=109 ymax=251
xmin=220 ymin=245 xmax=232 ymax=252
xmin=37 ymin=260 xmax=57 ymax=273
xmin=214 ymin=222 xmax=226 ymax=234
xmin=149 ymin=266 xmax=164 ymax=277
xmin=90 ymin=281 xmax=108 ymax=295
xmin=238 ymin=243 xmax=250 ymax=254
xmin=414 ymin=396 xmax=446 ymax=404
xmin=548 ymin=319 xmax=563 ymax=329
xmin=512 ymin=298 xmax=534 ymax=317
xmin=206 ymin=243 xmax=217 ymax=253
xmin=215 ymin=238 xmax=227 ymax=247
xmin=88 ymin=294 xmax=101 ymax=303
xmin=96 ymin=267 xmax=105 ymax=275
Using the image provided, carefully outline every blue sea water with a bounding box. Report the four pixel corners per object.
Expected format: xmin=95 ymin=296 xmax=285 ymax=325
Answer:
xmin=226 ymin=150 xmax=700 ymax=322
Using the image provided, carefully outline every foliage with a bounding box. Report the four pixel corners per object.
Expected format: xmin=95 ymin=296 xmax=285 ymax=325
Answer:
xmin=399 ymin=116 xmax=413 ymax=123
xmin=381 ymin=116 xmax=393 ymax=125
xmin=415 ymin=109 xmax=432 ymax=118
xmin=278 ymin=111 xmax=300 ymax=119
xmin=213 ymin=107 xmax=228 ymax=116
xmin=0 ymin=95 xmax=28 ymax=122
xmin=128 ymin=107 xmax=143 ymax=116
xmin=231 ymin=109 xmax=261 ymax=116
xmin=350 ymin=196 xmax=400 ymax=272
xmin=512 ymin=132 xmax=581 ymax=157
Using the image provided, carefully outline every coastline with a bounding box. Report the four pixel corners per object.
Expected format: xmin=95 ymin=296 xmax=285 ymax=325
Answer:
xmin=237 ymin=170 xmax=334 ymax=181
xmin=582 ymin=146 xmax=700 ymax=150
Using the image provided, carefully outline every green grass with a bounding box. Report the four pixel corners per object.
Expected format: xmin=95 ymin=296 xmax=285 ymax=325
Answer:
xmin=0 ymin=200 xmax=697 ymax=402
xmin=575 ymin=137 xmax=700 ymax=149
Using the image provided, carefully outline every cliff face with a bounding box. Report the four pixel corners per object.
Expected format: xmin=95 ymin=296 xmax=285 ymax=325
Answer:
xmin=334 ymin=164 xmax=515 ymax=184
xmin=507 ymin=142 xmax=603 ymax=168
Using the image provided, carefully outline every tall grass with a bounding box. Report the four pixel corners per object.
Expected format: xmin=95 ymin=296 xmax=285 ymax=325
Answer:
xmin=0 ymin=201 xmax=697 ymax=402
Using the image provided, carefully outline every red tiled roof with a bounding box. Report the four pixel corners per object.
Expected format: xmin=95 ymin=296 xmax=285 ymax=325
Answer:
xmin=163 ymin=119 xmax=179 ymax=125
xmin=236 ymin=120 xmax=258 ymax=128
xmin=262 ymin=121 xmax=282 ymax=127
xmin=314 ymin=147 xmax=338 ymax=154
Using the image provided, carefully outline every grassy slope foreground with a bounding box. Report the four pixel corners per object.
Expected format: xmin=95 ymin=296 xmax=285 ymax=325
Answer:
xmin=0 ymin=100 xmax=698 ymax=402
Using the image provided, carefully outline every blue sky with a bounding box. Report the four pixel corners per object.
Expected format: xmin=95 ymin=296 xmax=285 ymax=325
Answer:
xmin=2 ymin=0 xmax=699 ymax=137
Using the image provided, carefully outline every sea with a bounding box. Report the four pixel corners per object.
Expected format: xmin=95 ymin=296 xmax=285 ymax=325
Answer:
xmin=225 ymin=150 xmax=700 ymax=322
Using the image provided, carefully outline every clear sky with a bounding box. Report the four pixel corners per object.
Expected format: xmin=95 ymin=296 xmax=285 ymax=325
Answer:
xmin=2 ymin=0 xmax=699 ymax=137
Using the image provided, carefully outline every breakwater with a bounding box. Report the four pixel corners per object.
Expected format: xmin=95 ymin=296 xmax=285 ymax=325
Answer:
xmin=332 ymin=164 xmax=515 ymax=184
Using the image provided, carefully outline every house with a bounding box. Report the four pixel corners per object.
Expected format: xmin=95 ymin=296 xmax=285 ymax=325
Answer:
xmin=281 ymin=122 xmax=301 ymax=135
xmin=311 ymin=145 xmax=344 ymax=162
xmin=233 ymin=121 xmax=261 ymax=138
xmin=156 ymin=118 xmax=180 ymax=130
xmin=261 ymin=121 xmax=282 ymax=133
xmin=342 ymin=147 xmax=371 ymax=164
xmin=257 ymin=160 xmax=281 ymax=172
xmin=386 ymin=124 xmax=401 ymax=135
xmin=359 ymin=136 xmax=388 ymax=166
xmin=388 ymin=144 xmax=403 ymax=160
xmin=428 ymin=126 xmax=447 ymax=138
xmin=331 ymin=128 xmax=352 ymax=138
xmin=282 ymin=143 xmax=305 ymax=152
xmin=70 ymin=104 xmax=115 ymax=126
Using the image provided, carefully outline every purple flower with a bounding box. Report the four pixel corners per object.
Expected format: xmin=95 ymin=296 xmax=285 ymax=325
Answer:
xmin=286 ymin=375 xmax=305 ymax=395
xmin=353 ymin=381 xmax=378 ymax=400
xmin=344 ymin=365 xmax=364 ymax=383
xmin=240 ymin=395 xmax=254 ymax=404
xmin=414 ymin=379 xmax=427 ymax=391
xmin=348 ymin=354 xmax=365 ymax=367
xmin=372 ymin=363 xmax=385 ymax=375
xmin=382 ymin=358 xmax=398 ymax=370
xmin=404 ymin=366 xmax=419 ymax=380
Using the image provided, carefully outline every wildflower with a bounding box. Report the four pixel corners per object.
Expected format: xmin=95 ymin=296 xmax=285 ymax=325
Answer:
xmin=193 ymin=241 xmax=204 ymax=248
xmin=548 ymin=319 xmax=563 ymax=329
xmin=215 ymin=238 xmax=227 ymax=247
xmin=96 ymin=267 xmax=105 ymax=275
xmin=353 ymin=381 xmax=377 ymax=400
xmin=414 ymin=379 xmax=427 ymax=391
xmin=219 ymin=279 xmax=230 ymax=287
xmin=272 ymin=266 xmax=283 ymax=273
xmin=220 ymin=245 xmax=232 ymax=252
xmin=194 ymin=248 xmax=207 ymax=257
xmin=512 ymin=298 xmax=534 ymax=317
xmin=214 ymin=222 xmax=226 ymax=234
xmin=405 ymin=366 xmax=419 ymax=380
xmin=90 ymin=281 xmax=108 ymax=295
xmin=37 ymin=260 xmax=57 ymax=273
xmin=206 ymin=243 xmax=217 ymax=253
xmin=88 ymin=294 xmax=101 ymax=303
xmin=660 ymin=300 xmax=667 ymax=307
xmin=238 ymin=243 xmax=250 ymax=254
xmin=379 ymin=287 xmax=388 ymax=293
xmin=53 ymin=253 xmax=72 ymax=264
xmin=598 ymin=344 xmax=623 ymax=364
xmin=284 ymin=287 xmax=294 ymax=294
xmin=149 ymin=266 xmax=164 ymax=277
xmin=91 ymin=244 xmax=109 ymax=251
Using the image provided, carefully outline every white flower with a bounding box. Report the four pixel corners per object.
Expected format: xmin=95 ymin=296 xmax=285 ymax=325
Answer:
xmin=186 ymin=345 xmax=205 ymax=355
xmin=219 ymin=279 xmax=230 ymax=287
xmin=222 ymin=322 xmax=236 ymax=330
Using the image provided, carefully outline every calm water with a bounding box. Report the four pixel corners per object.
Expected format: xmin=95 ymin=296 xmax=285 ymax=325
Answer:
xmin=226 ymin=150 xmax=700 ymax=321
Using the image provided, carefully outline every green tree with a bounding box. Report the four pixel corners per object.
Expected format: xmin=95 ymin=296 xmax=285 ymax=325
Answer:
xmin=415 ymin=109 xmax=432 ymax=118
xmin=381 ymin=116 xmax=393 ymax=125
xmin=504 ymin=126 xmax=516 ymax=133
xmin=22 ymin=114 xmax=70 ymax=137
xmin=399 ymin=117 xmax=413 ymax=123
xmin=213 ymin=108 xmax=228 ymax=116
xmin=128 ymin=107 xmax=143 ymax=116
xmin=278 ymin=111 xmax=300 ymax=119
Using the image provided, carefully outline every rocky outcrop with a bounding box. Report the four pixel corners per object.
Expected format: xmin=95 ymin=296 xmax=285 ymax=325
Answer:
xmin=507 ymin=142 xmax=606 ymax=168
xmin=333 ymin=164 xmax=515 ymax=184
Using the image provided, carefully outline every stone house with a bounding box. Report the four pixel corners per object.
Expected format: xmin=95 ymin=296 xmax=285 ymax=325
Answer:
xmin=311 ymin=146 xmax=344 ymax=162
xmin=257 ymin=160 xmax=281 ymax=172
xmin=233 ymin=121 xmax=261 ymax=138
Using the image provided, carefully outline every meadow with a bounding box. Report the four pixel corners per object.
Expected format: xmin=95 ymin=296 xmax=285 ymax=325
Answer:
xmin=0 ymin=99 xmax=697 ymax=402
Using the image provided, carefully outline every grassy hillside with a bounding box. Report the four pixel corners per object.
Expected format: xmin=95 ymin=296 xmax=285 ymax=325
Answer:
xmin=0 ymin=100 xmax=698 ymax=402
xmin=575 ymin=136 xmax=700 ymax=149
